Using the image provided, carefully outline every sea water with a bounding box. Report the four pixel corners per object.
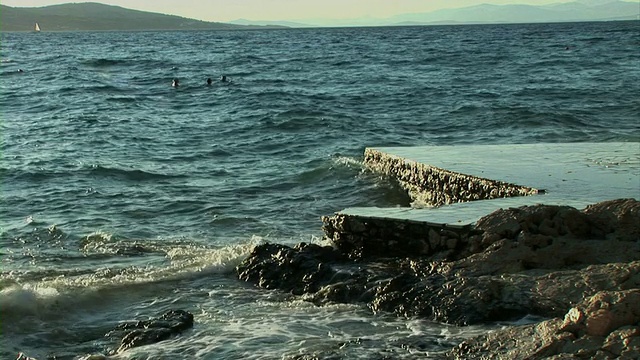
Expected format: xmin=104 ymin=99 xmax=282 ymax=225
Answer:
xmin=1 ymin=21 xmax=639 ymax=359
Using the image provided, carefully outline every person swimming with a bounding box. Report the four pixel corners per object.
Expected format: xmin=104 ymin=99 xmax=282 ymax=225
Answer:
xmin=172 ymin=78 xmax=179 ymax=87
xmin=206 ymin=78 xmax=212 ymax=85
xmin=220 ymin=75 xmax=228 ymax=83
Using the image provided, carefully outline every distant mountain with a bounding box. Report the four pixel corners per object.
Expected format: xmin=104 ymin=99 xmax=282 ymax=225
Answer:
xmin=0 ymin=2 xmax=284 ymax=32
xmin=229 ymin=19 xmax=313 ymax=28
xmin=386 ymin=1 xmax=639 ymax=25
xmin=1 ymin=0 xmax=637 ymax=31
xmin=286 ymin=0 xmax=638 ymax=27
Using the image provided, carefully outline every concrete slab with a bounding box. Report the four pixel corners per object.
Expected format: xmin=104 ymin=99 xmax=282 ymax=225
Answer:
xmin=369 ymin=142 xmax=639 ymax=203
xmin=340 ymin=142 xmax=640 ymax=225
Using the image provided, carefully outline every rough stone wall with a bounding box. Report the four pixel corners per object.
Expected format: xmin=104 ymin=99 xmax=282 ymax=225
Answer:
xmin=364 ymin=148 xmax=540 ymax=207
xmin=321 ymin=213 xmax=475 ymax=259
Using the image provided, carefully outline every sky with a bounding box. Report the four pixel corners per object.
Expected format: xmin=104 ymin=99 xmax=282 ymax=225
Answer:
xmin=2 ymin=0 xmax=570 ymax=22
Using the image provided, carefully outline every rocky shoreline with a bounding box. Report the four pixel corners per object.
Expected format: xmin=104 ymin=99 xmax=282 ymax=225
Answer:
xmin=18 ymin=199 xmax=637 ymax=359
xmin=237 ymin=198 xmax=640 ymax=358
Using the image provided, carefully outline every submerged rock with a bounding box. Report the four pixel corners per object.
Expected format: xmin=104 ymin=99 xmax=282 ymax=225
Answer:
xmin=106 ymin=309 xmax=194 ymax=354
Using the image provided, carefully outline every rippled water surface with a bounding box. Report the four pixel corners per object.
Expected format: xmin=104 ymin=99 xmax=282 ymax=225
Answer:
xmin=1 ymin=21 xmax=639 ymax=359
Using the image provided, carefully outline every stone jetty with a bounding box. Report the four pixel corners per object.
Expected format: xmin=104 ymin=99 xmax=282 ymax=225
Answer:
xmin=238 ymin=142 xmax=640 ymax=359
xmin=327 ymin=142 xmax=639 ymax=259
xmin=363 ymin=146 xmax=539 ymax=207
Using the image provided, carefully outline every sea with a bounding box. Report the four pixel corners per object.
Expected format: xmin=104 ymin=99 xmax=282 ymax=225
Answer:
xmin=1 ymin=21 xmax=639 ymax=359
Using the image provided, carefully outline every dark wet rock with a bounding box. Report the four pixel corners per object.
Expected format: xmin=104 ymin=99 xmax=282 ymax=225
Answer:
xmin=238 ymin=199 xmax=639 ymax=325
xmin=322 ymin=213 xmax=475 ymax=259
xmin=237 ymin=199 xmax=639 ymax=356
xmin=106 ymin=309 xmax=194 ymax=354
xmin=236 ymin=242 xmax=345 ymax=296
xmin=583 ymin=198 xmax=640 ymax=242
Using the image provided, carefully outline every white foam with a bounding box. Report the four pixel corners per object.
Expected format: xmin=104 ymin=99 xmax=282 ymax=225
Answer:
xmin=0 ymin=237 xmax=262 ymax=322
xmin=333 ymin=156 xmax=363 ymax=169
xmin=0 ymin=284 xmax=60 ymax=317
xmin=79 ymin=230 xmax=114 ymax=253
xmin=165 ymin=237 xmax=261 ymax=276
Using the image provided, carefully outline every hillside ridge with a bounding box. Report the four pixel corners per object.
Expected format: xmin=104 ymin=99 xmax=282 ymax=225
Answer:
xmin=0 ymin=2 xmax=282 ymax=31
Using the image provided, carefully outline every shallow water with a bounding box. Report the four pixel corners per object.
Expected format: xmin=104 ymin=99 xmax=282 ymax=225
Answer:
xmin=1 ymin=21 xmax=639 ymax=359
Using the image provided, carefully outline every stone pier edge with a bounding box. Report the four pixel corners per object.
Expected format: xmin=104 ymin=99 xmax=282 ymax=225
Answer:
xmin=363 ymin=147 xmax=540 ymax=207
xmin=322 ymin=212 xmax=476 ymax=259
xmin=321 ymin=147 xmax=543 ymax=258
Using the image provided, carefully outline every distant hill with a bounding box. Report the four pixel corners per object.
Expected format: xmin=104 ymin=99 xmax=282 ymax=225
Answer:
xmin=235 ymin=0 xmax=639 ymax=27
xmin=229 ymin=19 xmax=313 ymax=28
xmin=0 ymin=2 xmax=284 ymax=32
xmin=387 ymin=1 xmax=640 ymax=25
xmin=1 ymin=0 xmax=637 ymax=31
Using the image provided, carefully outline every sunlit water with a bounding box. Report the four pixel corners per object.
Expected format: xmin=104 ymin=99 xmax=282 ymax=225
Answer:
xmin=1 ymin=21 xmax=639 ymax=359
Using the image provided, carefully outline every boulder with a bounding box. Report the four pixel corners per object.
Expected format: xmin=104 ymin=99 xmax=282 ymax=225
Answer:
xmin=236 ymin=242 xmax=344 ymax=295
xmin=447 ymin=290 xmax=640 ymax=359
xmin=106 ymin=309 xmax=194 ymax=354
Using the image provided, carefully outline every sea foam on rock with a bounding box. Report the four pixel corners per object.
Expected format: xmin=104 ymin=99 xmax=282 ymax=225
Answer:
xmin=236 ymin=198 xmax=640 ymax=357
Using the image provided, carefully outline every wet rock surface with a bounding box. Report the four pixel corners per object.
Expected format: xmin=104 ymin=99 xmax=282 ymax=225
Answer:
xmin=105 ymin=309 xmax=194 ymax=354
xmin=237 ymin=199 xmax=640 ymax=357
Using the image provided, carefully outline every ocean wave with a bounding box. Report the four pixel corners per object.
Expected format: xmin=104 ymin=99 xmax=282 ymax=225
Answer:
xmin=4 ymin=165 xmax=182 ymax=183
xmin=91 ymin=84 xmax=126 ymax=93
xmin=0 ymin=239 xmax=260 ymax=323
xmin=79 ymin=230 xmax=161 ymax=256
xmin=332 ymin=156 xmax=363 ymax=169
xmin=282 ymin=156 xmax=365 ymax=191
xmin=265 ymin=113 xmax=326 ymax=132
xmin=106 ymin=96 xmax=138 ymax=103
xmin=82 ymin=58 xmax=129 ymax=68
xmin=87 ymin=164 xmax=184 ymax=181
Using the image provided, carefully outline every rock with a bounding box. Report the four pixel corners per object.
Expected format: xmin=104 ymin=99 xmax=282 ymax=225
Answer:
xmin=322 ymin=213 xmax=473 ymax=259
xmin=237 ymin=199 xmax=640 ymax=356
xmin=584 ymin=198 xmax=640 ymax=242
xmin=107 ymin=309 xmax=194 ymax=354
xmin=560 ymin=290 xmax=640 ymax=337
xmin=446 ymin=290 xmax=640 ymax=359
xmin=236 ymin=242 xmax=343 ymax=295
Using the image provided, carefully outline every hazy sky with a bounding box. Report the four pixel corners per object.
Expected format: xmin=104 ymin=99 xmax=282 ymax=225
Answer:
xmin=2 ymin=0 xmax=568 ymax=22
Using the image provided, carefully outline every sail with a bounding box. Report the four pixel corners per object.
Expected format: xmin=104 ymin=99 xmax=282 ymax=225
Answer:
xmin=35 ymin=23 xmax=41 ymax=32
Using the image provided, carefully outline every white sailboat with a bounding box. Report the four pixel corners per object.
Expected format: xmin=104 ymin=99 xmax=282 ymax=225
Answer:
xmin=35 ymin=22 xmax=41 ymax=32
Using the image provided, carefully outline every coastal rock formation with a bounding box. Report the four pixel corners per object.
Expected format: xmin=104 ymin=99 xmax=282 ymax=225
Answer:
xmin=106 ymin=309 xmax=194 ymax=354
xmin=237 ymin=242 xmax=345 ymax=296
xmin=447 ymin=290 xmax=640 ymax=359
xmin=236 ymin=198 xmax=639 ymax=354
xmin=16 ymin=310 xmax=195 ymax=359
xmin=363 ymin=148 xmax=540 ymax=207
xmin=321 ymin=212 xmax=475 ymax=259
